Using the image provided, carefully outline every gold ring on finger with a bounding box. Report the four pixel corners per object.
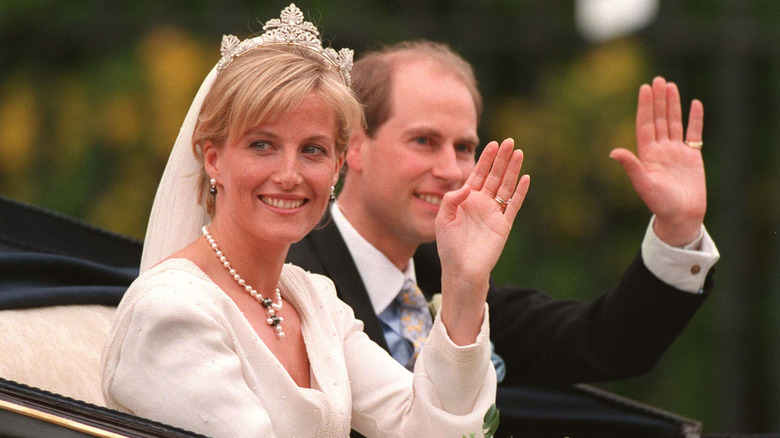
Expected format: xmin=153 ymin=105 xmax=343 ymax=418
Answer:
xmin=684 ymin=141 xmax=703 ymax=150
xmin=494 ymin=195 xmax=510 ymax=210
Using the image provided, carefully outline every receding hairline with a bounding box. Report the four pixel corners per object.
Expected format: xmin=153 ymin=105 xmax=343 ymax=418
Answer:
xmin=386 ymin=56 xmax=479 ymax=121
xmin=368 ymin=45 xmax=482 ymax=125
xmin=385 ymin=49 xmax=474 ymax=88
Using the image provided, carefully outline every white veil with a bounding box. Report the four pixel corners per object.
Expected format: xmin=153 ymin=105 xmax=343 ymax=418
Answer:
xmin=139 ymin=66 xmax=217 ymax=272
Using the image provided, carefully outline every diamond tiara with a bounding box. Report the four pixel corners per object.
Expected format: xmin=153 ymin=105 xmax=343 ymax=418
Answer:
xmin=215 ymin=3 xmax=353 ymax=86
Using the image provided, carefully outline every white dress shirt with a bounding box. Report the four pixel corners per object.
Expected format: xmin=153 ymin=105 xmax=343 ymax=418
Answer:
xmin=641 ymin=216 xmax=720 ymax=293
xmin=330 ymin=203 xmax=719 ymax=378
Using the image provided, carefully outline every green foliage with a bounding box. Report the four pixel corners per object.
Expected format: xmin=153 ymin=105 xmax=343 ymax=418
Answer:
xmin=489 ymin=38 xmax=650 ymax=292
xmin=461 ymin=403 xmax=499 ymax=438
xmin=483 ymin=403 xmax=500 ymax=437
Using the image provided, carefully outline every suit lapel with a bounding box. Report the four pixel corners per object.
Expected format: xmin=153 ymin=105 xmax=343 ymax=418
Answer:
xmin=413 ymin=242 xmax=442 ymax=300
xmin=288 ymin=217 xmax=390 ymax=351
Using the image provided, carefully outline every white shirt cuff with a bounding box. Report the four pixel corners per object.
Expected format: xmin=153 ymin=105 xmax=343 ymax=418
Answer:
xmin=641 ymin=216 xmax=720 ymax=294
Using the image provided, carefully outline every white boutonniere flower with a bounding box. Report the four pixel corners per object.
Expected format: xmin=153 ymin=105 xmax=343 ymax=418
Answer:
xmin=427 ymin=293 xmax=442 ymax=318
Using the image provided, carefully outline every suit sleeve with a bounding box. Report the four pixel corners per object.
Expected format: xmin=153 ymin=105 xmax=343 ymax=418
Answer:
xmin=489 ymin=251 xmax=711 ymax=386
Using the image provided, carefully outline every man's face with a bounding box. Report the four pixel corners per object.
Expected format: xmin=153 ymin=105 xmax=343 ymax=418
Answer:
xmin=352 ymin=60 xmax=479 ymax=246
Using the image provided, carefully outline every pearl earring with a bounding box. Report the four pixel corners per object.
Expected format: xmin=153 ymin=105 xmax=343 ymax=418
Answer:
xmin=330 ymin=186 xmax=336 ymax=202
xmin=209 ymin=178 xmax=217 ymax=195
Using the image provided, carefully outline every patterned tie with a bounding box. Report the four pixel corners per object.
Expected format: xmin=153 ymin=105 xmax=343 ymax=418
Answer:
xmin=398 ymin=278 xmax=433 ymax=369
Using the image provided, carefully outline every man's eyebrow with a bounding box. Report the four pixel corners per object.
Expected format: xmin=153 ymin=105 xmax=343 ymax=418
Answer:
xmin=400 ymin=125 xmax=479 ymax=147
xmin=457 ymin=135 xmax=480 ymax=146
xmin=402 ymin=126 xmax=444 ymax=138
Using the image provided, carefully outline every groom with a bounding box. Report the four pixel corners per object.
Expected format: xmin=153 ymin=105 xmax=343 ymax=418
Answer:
xmin=287 ymin=39 xmax=719 ymax=429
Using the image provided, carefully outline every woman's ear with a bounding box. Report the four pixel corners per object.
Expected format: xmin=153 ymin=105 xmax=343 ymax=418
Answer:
xmin=203 ymin=140 xmax=219 ymax=178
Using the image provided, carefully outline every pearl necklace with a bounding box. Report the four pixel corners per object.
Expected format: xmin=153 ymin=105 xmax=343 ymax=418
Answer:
xmin=202 ymin=226 xmax=285 ymax=338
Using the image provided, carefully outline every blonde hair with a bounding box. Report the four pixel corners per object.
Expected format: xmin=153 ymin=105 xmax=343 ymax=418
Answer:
xmin=192 ymin=45 xmax=364 ymax=213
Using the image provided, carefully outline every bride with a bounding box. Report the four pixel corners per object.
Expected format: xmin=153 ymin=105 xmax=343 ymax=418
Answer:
xmin=101 ymin=4 xmax=529 ymax=437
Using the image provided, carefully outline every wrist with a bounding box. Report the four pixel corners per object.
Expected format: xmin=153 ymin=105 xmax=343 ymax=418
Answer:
xmin=439 ymin=279 xmax=488 ymax=346
xmin=653 ymin=215 xmax=703 ymax=247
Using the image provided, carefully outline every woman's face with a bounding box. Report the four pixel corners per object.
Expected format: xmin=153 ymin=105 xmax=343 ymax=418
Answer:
xmin=205 ymin=93 xmax=343 ymax=247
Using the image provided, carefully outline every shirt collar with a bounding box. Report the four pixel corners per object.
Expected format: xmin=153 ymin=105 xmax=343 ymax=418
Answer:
xmin=330 ymin=203 xmax=416 ymax=314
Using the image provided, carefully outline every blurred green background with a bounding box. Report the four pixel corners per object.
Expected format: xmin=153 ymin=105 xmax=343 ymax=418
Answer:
xmin=2 ymin=0 xmax=779 ymax=433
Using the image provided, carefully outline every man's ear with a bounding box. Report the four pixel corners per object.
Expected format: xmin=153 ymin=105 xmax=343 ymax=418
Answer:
xmin=203 ymin=140 xmax=219 ymax=178
xmin=346 ymin=128 xmax=368 ymax=173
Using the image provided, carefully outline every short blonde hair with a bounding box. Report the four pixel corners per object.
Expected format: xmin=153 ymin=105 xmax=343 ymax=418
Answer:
xmin=192 ymin=45 xmax=364 ymax=213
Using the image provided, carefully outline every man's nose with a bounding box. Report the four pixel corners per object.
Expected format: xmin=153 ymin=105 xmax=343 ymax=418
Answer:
xmin=431 ymin=146 xmax=464 ymax=183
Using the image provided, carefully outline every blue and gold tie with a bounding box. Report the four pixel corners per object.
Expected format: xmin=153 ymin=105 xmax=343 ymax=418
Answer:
xmin=398 ymin=278 xmax=433 ymax=369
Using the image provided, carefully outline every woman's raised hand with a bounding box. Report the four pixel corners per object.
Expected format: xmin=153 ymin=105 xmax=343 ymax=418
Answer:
xmin=435 ymin=138 xmax=530 ymax=345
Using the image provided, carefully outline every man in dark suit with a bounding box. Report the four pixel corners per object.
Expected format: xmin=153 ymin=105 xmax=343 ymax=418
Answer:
xmin=287 ymin=40 xmax=719 ymax=423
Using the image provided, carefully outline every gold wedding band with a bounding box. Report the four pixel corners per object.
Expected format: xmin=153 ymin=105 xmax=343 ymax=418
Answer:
xmin=685 ymin=141 xmax=703 ymax=150
xmin=493 ymin=195 xmax=510 ymax=210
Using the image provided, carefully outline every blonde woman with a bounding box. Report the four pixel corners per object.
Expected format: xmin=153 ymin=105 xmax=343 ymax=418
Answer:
xmin=101 ymin=4 xmax=529 ymax=438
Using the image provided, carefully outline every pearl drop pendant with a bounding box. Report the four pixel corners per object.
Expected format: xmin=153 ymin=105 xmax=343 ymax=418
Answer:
xmin=202 ymin=226 xmax=285 ymax=337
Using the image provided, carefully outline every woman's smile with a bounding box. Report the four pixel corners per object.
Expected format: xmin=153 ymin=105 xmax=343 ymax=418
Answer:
xmin=260 ymin=195 xmax=307 ymax=210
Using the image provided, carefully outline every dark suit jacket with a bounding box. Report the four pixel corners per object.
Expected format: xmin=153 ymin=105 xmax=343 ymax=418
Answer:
xmin=0 ymin=196 xmax=707 ymax=437
xmin=287 ymin=215 xmax=713 ymax=387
